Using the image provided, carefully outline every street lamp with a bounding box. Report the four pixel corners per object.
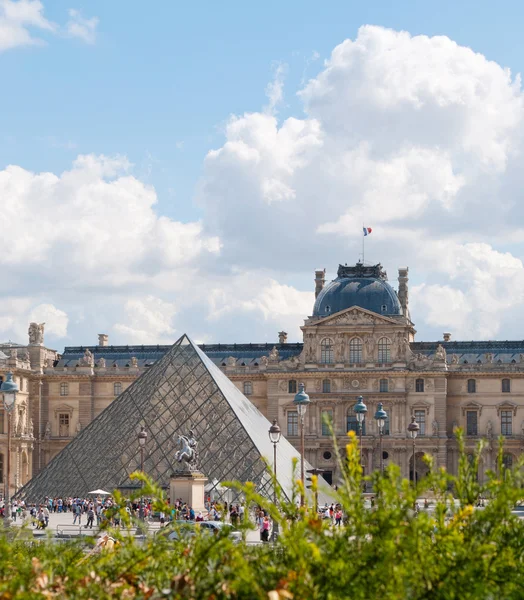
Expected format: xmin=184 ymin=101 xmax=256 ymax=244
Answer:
xmin=138 ymin=426 xmax=147 ymax=519
xmin=407 ymin=415 xmax=420 ymax=485
xmin=374 ymin=402 xmax=388 ymax=473
xmin=293 ymin=383 xmax=310 ymax=506
xmin=1 ymin=372 xmax=18 ymax=528
xmin=353 ymin=396 xmax=367 ymax=471
xmin=268 ymin=419 xmax=281 ymax=541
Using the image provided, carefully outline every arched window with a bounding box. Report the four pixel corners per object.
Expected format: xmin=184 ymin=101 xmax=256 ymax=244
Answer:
xmin=415 ymin=378 xmax=424 ymax=393
xmin=243 ymin=381 xmax=253 ymax=396
xmin=349 ymin=338 xmax=363 ymax=363
xmin=502 ymin=379 xmax=511 ymax=393
xmin=467 ymin=379 xmax=476 ymax=393
xmin=347 ymin=408 xmax=365 ymax=434
xmin=60 ymin=382 xmax=69 ymax=397
xmin=503 ymin=453 xmax=514 ymax=470
xmin=377 ymin=338 xmax=391 ymax=363
xmin=320 ymin=338 xmax=334 ymax=364
xmin=322 ymin=379 xmax=331 ymax=393
xmin=288 ymin=380 xmax=297 ymax=394
xmin=114 ymin=382 xmax=122 ymax=396
xmin=379 ymin=379 xmax=389 ymax=393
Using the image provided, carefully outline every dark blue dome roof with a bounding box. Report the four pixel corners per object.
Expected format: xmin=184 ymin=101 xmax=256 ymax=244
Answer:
xmin=313 ymin=263 xmax=402 ymax=317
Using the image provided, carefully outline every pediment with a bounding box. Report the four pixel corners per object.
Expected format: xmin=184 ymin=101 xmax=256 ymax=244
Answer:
xmin=312 ymin=306 xmax=400 ymax=327
xmin=496 ymin=400 xmax=518 ymax=416
xmin=54 ymin=403 xmax=74 ymax=415
xmin=461 ymin=401 xmax=483 ymax=416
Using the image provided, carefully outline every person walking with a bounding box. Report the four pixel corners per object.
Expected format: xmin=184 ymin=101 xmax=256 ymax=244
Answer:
xmin=73 ymin=503 xmax=82 ymax=525
xmin=261 ymin=515 xmax=270 ymax=542
xmin=86 ymin=507 xmax=95 ymax=529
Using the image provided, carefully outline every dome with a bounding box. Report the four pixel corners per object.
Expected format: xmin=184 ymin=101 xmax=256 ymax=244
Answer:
xmin=313 ymin=263 xmax=402 ymax=317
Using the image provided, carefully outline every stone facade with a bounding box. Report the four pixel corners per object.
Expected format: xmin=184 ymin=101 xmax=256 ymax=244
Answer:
xmin=2 ymin=264 xmax=524 ymax=495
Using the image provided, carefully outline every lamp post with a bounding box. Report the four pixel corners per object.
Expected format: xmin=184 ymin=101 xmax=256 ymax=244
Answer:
xmin=374 ymin=402 xmax=388 ymax=473
xmin=1 ymin=372 xmax=18 ymax=528
xmin=353 ymin=396 xmax=368 ymax=472
xmin=407 ymin=415 xmax=420 ymax=485
xmin=138 ymin=426 xmax=147 ymax=519
xmin=268 ymin=419 xmax=281 ymax=541
xmin=293 ymin=383 xmax=310 ymax=506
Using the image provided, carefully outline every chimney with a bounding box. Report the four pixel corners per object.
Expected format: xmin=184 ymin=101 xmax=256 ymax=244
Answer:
xmin=443 ymin=333 xmax=451 ymax=342
xmin=278 ymin=331 xmax=288 ymax=344
xmin=398 ymin=267 xmax=409 ymax=316
xmin=315 ymin=269 xmax=326 ymax=298
xmin=98 ymin=334 xmax=108 ymax=347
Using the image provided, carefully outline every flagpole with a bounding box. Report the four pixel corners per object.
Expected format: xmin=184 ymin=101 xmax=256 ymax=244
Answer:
xmin=362 ymin=223 xmax=365 ymax=264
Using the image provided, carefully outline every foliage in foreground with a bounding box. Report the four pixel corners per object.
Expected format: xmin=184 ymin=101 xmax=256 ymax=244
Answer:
xmin=3 ymin=430 xmax=524 ymax=599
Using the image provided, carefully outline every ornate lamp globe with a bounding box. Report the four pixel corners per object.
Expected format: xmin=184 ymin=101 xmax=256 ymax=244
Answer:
xmin=268 ymin=419 xmax=281 ymax=444
xmin=1 ymin=372 xmax=18 ymax=412
xmin=353 ymin=396 xmax=367 ymax=424
xmin=293 ymin=383 xmax=310 ymax=417
xmin=374 ymin=402 xmax=388 ymax=433
xmin=408 ymin=416 xmax=420 ymax=439
xmin=138 ymin=425 xmax=148 ymax=447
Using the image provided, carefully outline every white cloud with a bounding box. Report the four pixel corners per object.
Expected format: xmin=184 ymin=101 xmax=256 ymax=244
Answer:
xmin=113 ymin=296 xmax=177 ymax=344
xmin=65 ymin=8 xmax=98 ymax=44
xmin=28 ymin=303 xmax=68 ymax=338
xmin=265 ymin=62 xmax=287 ymax=115
xmin=0 ymin=0 xmax=55 ymax=51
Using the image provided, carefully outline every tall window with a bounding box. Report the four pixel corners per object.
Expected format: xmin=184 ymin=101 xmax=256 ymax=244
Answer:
xmin=347 ymin=409 xmax=364 ymax=434
xmin=322 ymin=379 xmax=331 ymax=393
xmin=287 ymin=411 xmax=298 ymax=436
xmin=501 ymin=410 xmax=512 ymax=436
xmin=466 ymin=411 xmax=478 ymax=436
xmin=19 ymin=378 xmax=24 ymax=392
xmin=243 ymin=381 xmax=253 ymax=396
xmin=467 ymin=379 xmax=476 ymax=393
xmin=379 ymin=379 xmax=389 ymax=393
xmin=60 ymin=382 xmax=69 ymax=397
xmin=414 ymin=410 xmax=426 ymax=436
xmin=0 ymin=409 xmax=4 ymax=435
xmin=321 ymin=409 xmax=333 ymax=436
xmin=377 ymin=338 xmax=391 ymax=363
xmin=320 ymin=338 xmax=334 ymax=364
xmin=415 ymin=378 xmax=424 ymax=393
xmin=58 ymin=413 xmax=70 ymax=437
xmin=503 ymin=453 xmax=514 ymax=470
xmin=288 ymin=380 xmax=297 ymax=394
xmin=114 ymin=382 xmax=122 ymax=396
xmin=0 ymin=453 xmax=3 ymax=484
xmin=502 ymin=379 xmax=511 ymax=393
xmin=349 ymin=338 xmax=362 ymax=363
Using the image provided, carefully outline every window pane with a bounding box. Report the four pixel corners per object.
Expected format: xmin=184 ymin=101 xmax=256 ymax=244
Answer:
xmin=502 ymin=379 xmax=510 ymax=393
xmin=287 ymin=411 xmax=298 ymax=436
xmin=380 ymin=379 xmax=388 ymax=393
xmin=60 ymin=383 xmax=68 ymax=396
xmin=321 ymin=339 xmax=334 ymax=364
xmin=415 ymin=379 xmax=424 ymax=393
xmin=321 ymin=410 xmax=333 ymax=436
xmin=414 ymin=410 xmax=426 ymax=436
xmin=501 ymin=410 xmax=512 ymax=436
xmin=503 ymin=453 xmax=513 ymax=469
xmin=378 ymin=338 xmax=391 ymax=363
xmin=349 ymin=338 xmax=362 ymax=363
xmin=243 ymin=382 xmax=253 ymax=395
xmin=0 ymin=410 xmax=4 ymax=435
xmin=288 ymin=380 xmax=297 ymax=394
xmin=322 ymin=379 xmax=331 ymax=393
xmin=467 ymin=379 xmax=476 ymax=393
xmin=346 ymin=410 xmax=364 ymax=434
xmin=114 ymin=382 xmax=122 ymax=396
xmin=466 ymin=411 xmax=478 ymax=436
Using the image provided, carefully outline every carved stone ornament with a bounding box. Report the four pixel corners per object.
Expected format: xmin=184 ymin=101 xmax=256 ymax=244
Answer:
xmin=20 ymin=349 xmax=29 ymax=362
xmin=44 ymin=421 xmax=51 ymax=439
xmin=451 ymin=354 xmax=459 ymax=364
xmin=269 ymin=346 xmax=280 ymax=361
xmin=432 ymin=420 xmax=439 ymax=436
xmin=406 ymin=379 xmax=414 ymax=391
xmin=226 ymin=356 xmax=236 ymax=367
xmin=484 ymin=352 xmax=494 ymax=364
xmin=28 ymin=322 xmax=45 ymax=345
xmin=434 ymin=344 xmax=446 ymax=362
xmin=364 ymin=336 xmax=375 ymax=359
xmin=260 ymin=356 xmax=268 ymax=366
xmin=279 ymin=381 xmax=287 ymax=392
xmin=486 ymin=420 xmax=493 ymax=438
xmin=80 ymin=348 xmax=94 ymax=367
xmin=130 ymin=356 xmax=139 ymax=368
xmin=351 ymin=379 xmax=360 ymax=389
xmin=97 ymin=357 xmax=106 ymax=368
xmin=327 ymin=309 xmax=375 ymax=326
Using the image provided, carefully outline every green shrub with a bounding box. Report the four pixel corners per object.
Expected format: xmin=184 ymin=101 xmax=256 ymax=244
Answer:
xmin=2 ymin=429 xmax=524 ymax=599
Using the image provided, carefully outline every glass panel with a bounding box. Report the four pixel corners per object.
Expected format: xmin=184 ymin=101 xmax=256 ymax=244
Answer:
xmin=467 ymin=379 xmax=476 ymax=393
xmin=321 ymin=410 xmax=333 ymax=436
xmin=501 ymin=410 xmax=512 ymax=436
xmin=60 ymin=383 xmax=68 ymax=396
xmin=0 ymin=410 xmax=4 ymax=435
xmin=415 ymin=379 xmax=424 ymax=393
xmin=503 ymin=453 xmax=513 ymax=469
xmin=414 ymin=410 xmax=426 ymax=436
xmin=380 ymin=379 xmax=388 ymax=393
xmin=347 ymin=410 xmax=365 ymax=434
xmin=59 ymin=413 xmax=70 ymax=437
xmin=349 ymin=338 xmax=362 ymax=363
xmin=288 ymin=380 xmax=297 ymax=394
xmin=502 ymin=379 xmax=510 ymax=393
xmin=114 ymin=382 xmax=122 ymax=396
xmin=322 ymin=379 xmax=331 ymax=393
xmin=466 ymin=411 xmax=478 ymax=436
xmin=243 ymin=382 xmax=252 ymax=395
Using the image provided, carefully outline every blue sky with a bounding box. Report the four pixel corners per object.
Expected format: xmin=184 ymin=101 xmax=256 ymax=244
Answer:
xmin=2 ymin=0 xmax=524 ymax=346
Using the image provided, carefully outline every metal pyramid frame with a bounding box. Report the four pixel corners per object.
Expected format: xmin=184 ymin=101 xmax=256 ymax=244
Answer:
xmin=17 ymin=334 xmax=316 ymax=503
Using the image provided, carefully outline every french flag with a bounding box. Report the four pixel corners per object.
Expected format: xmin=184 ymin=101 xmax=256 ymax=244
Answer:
xmin=363 ymin=227 xmax=372 ymax=236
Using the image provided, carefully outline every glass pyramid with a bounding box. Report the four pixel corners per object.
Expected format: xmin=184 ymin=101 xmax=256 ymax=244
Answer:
xmin=17 ymin=334 xmax=315 ymax=503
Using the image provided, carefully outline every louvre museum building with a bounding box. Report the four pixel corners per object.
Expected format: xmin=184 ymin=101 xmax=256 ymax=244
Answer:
xmin=1 ymin=261 xmax=523 ymax=498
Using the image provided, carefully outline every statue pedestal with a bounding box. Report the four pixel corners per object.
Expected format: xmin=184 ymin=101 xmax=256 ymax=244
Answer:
xmin=170 ymin=471 xmax=208 ymax=512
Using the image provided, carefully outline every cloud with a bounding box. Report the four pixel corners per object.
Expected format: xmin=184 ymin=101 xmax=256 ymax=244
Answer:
xmin=113 ymin=296 xmax=177 ymax=344
xmin=65 ymin=8 xmax=98 ymax=44
xmin=0 ymin=0 xmax=56 ymax=51
xmin=29 ymin=303 xmax=68 ymax=338
xmin=197 ymin=25 xmax=524 ymax=340
xmin=265 ymin=62 xmax=287 ymax=115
